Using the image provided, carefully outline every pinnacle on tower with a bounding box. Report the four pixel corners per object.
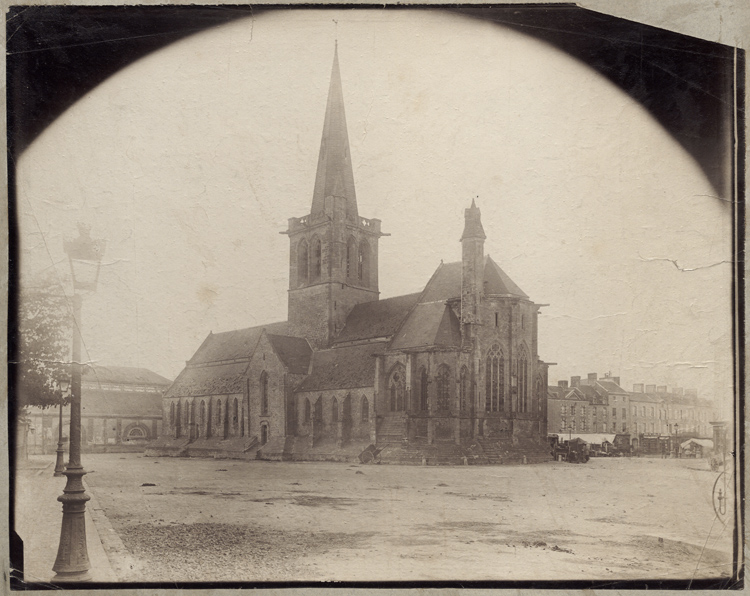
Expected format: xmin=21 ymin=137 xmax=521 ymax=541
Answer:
xmin=310 ymin=45 xmax=358 ymax=221
xmin=461 ymin=198 xmax=486 ymax=241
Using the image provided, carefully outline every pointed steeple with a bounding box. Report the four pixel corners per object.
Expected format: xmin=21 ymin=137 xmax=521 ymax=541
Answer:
xmin=310 ymin=45 xmax=358 ymax=221
xmin=461 ymin=198 xmax=486 ymax=240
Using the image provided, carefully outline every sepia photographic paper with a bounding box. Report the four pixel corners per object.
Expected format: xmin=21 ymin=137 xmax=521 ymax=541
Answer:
xmin=5 ymin=1 xmax=746 ymax=592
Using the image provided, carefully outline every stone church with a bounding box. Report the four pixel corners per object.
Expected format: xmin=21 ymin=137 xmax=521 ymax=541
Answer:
xmin=153 ymin=47 xmax=551 ymax=464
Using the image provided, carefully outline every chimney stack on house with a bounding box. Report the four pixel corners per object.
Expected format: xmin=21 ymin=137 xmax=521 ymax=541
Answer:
xmin=588 ymin=373 xmax=598 ymax=381
xmin=571 ymin=376 xmax=581 ymax=388
xmin=646 ymin=384 xmax=656 ymax=393
xmin=558 ymin=380 xmax=569 ymax=389
xmin=633 ymin=383 xmax=644 ymax=393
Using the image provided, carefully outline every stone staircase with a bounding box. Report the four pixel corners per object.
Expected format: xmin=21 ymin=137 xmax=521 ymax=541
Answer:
xmin=377 ymin=415 xmax=405 ymax=444
xmin=475 ymin=437 xmax=552 ymax=465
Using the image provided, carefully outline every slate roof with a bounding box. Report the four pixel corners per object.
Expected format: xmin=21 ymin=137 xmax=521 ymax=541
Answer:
xmin=83 ymin=365 xmax=171 ymax=387
xmin=81 ymin=390 xmax=163 ymax=417
xmin=334 ymin=293 xmax=421 ymax=344
xmin=189 ymin=321 xmax=288 ymax=365
xmin=165 ymin=362 xmax=249 ymax=398
xmin=390 ymin=302 xmax=462 ymax=351
xmin=296 ymin=342 xmax=386 ymax=392
xmin=418 ymin=256 xmax=527 ymax=304
xmin=596 ymin=380 xmax=628 ymax=394
xmin=267 ymin=335 xmax=312 ymax=375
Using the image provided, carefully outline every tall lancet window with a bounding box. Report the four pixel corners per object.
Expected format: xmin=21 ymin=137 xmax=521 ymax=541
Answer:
xmin=312 ymin=237 xmax=322 ymax=280
xmin=346 ymin=236 xmax=356 ymax=279
xmin=519 ymin=350 xmax=529 ymax=413
xmin=389 ymin=365 xmax=405 ymax=412
xmin=436 ymin=365 xmax=451 ymax=412
xmin=358 ymin=240 xmax=370 ymax=286
xmin=298 ymin=239 xmax=309 ymax=286
xmin=260 ymin=371 xmax=269 ymax=416
xmin=486 ymin=344 xmax=504 ymax=412
xmin=460 ymin=366 xmax=469 ymax=412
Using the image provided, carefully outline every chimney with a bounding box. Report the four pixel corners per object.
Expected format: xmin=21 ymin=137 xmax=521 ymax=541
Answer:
xmin=588 ymin=373 xmax=598 ymax=381
xmin=657 ymin=385 xmax=667 ymax=393
xmin=633 ymin=383 xmax=644 ymax=393
xmin=612 ymin=377 xmax=621 ymax=386
xmin=558 ymin=380 xmax=569 ymax=389
xmin=645 ymin=384 xmax=656 ymax=393
xmin=675 ymin=387 xmax=684 ymax=395
xmin=685 ymin=388 xmax=698 ymax=397
xmin=571 ymin=376 xmax=581 ymax=388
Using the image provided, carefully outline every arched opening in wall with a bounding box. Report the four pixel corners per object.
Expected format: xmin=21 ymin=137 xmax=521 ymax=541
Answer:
xmin=200 ymin=400 xmax=206 ymax=438
xmin=486 ymin=344 xmax=504 ymax=412
xmin=358 ymin=239 xmax=370 ymax=286
xmin=312 ymin=237 xmax=322 ymax=281
xmin=389 ymin=365 xmax=405 ymax=412
xmin=175 ymin=401 xmax=182 ymax=437
xmin=169 ymin=402 xmax=175 ymax=427
xmin=536 ymin=378 xmax=544 ymax=415
xmin=304 ymin=398 xmax=311 ymax=423
xmin=346 ymin=236 xmax=356 ymax=279
xmin=260 ymin=371 xmax=269 ymax=416
xmin=460 ymin=366 xmax=469 ymax=412
xmin=419 ymin=367 xmax=428 ymax=411
xmin=314 ymin=396 xmax=323 ymax=422
xmin=260 ymin=423 xmax=268 ymax=446
xmin=518 ymin=349 xmax=529 ymax=413
xmin=298 ymin=239 xmax=309 ymax=286
xmin=342 ymin=393 xmax=352 ymax=442
xmin=332 ymin=397 xmax=339 ymax=424
xmin=233 ymin=397 xmax=239 ymax=435
xmin=125 ymin=424 xmax=149 ymax=442
xmin=361 ymin=396 xmax=369 ymax=422
xmin=436 ymin=365 xmax=451 ymax=412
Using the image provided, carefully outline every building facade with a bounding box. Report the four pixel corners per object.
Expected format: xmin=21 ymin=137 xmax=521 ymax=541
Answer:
xmin=155 ymin=47 xmax=551 ymax=463
xmin=547 ymin=372 xmax=718 ymax=454
xmin=26 ymin=365 xmax=170 ymax=454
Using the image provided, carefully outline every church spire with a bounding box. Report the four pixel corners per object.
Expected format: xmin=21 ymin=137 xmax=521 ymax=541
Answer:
xmin=310 ymin=45 xmax=358 ymax=221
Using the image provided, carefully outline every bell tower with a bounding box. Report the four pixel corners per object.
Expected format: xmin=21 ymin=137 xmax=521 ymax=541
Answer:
xmin=285 ymin=45 xmax=384 ymax=347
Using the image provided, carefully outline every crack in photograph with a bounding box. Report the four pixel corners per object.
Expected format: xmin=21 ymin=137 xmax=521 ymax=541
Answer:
xmin=6 ymin=2 xmax=744 ymax=590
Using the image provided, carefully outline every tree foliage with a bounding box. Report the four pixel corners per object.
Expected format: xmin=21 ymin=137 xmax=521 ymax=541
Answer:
xmin=14 ymin=284 xmax=73 ymax=412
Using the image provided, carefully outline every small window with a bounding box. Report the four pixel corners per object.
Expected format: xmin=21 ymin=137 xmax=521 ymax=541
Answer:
xmin=361 ymin=397 xmax=369 ymax=422
xmin=494 ymin=312 xmax=498 ymax=327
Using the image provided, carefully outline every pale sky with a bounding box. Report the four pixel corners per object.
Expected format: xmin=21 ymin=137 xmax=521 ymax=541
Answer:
xmin=17 ymin=9 xmax=733 ymax=413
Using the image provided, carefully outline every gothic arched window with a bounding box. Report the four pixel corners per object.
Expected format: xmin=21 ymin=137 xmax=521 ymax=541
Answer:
xmin=304 ymin=398 xmax=311 ymax=423
xmin=298 ymin=239 xmax=309 ymax=286
xmin=460 ymin=366 xmax=469 ymax=411
xmin=260 ymin=371 xmax=269 ymax=416
xmin=358 ymin=240 xmax=370 ymax=286
xmin=332 ymin=397 xmax=339 ymax=423
xmin=200 ymin=400 xmax=207 ymax=437
xmin=312 ymin=237 xmax=322 ymax=280
xmin=346 ymin=236 xmax=357 ymax=279
xmin=486 ymin=344 xmax=504 ymax=412
xmin=169 ymin=402 xmax=175 ymax=426
xmin=361 ymin=396 xmax=369 ymax=422
xmin=436 ymin=365 xmax=451 ymax=411
xmin=389 ymin=365 xmax=405 ymax=412
xmin=314 ymin=396 xmax=323 ymax=421
xmin=518 ymin=350 xmax=529 ymax=413
xmin=419 ymin=367 xmax=428 ymax=411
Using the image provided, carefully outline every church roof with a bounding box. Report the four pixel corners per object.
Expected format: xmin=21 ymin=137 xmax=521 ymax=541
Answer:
xmin=310 ymin=45 xmax=358 ymax=221
xmin=267 ymin=334 xmax=312 ymax=375
xmin=165 ymin=362 xmax=249 ymax=398
xmin=483 ymin=256 xmax=528 ymax=298
xmin=189 ymin=321 xmax=288 ymax=365
xmin=418 ymin=256 xmax=528 ymax=303
xmin=82 ymin=365 xmax=171 ymax=387
xmin=296 ymin=341 xmax=386 ymax=392
xmin=390 ymin=302 xmax=462 ymax=351
xmin=334 ymin=293 xmax=421 ymax=344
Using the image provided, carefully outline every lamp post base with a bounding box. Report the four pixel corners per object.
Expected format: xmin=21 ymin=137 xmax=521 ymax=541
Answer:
xmin=53 ymin=444 xmax=66 ymax=477
xmin=51 ymin=465 xmax=92 ymax=582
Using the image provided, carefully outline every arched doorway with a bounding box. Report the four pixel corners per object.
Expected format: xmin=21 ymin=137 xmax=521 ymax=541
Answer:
xmin=260 ymin=423 xmax=269 ymax=446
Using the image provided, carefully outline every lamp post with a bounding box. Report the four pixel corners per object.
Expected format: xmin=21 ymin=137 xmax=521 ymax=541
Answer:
xmin=52 ymin=224 xmax=105 ymax=583
xmin=53 ymin=379 xmax=70 ymax=477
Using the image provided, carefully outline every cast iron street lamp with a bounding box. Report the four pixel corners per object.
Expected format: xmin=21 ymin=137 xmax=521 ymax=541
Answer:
xmin=52 ymin=224 xmax=105 ymax=583
xmin=53 ymin=379 xmax=70 ymax=477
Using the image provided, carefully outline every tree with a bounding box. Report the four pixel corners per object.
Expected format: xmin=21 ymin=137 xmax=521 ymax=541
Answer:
xmin=13 ymin=282 xmax=73 ymax=415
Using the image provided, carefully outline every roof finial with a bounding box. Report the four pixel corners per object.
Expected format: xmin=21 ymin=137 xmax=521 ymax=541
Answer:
xmin=333 ymin=18 xmax=338 ymax=45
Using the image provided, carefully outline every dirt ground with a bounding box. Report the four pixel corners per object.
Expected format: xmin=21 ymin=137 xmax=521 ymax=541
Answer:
xmin=74 ymin=453 xmax=733 ymax=583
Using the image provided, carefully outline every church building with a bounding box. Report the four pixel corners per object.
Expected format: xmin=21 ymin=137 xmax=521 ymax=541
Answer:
xmin=153 ymin=47 xmax=551 ymax=464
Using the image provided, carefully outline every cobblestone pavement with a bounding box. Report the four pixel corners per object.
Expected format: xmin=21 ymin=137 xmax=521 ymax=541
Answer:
xmin=28 ymin=453 xmax=735 ymax=583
